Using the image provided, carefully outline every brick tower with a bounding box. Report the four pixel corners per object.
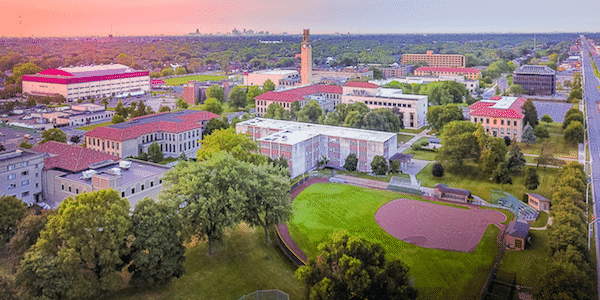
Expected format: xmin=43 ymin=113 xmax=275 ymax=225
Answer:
xmin=301 ymin=29 xmax=313 ymax=85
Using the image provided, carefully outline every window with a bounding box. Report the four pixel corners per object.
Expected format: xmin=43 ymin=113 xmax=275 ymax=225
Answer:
xmin=493 ymin=119 xmax=497 ymax=125
xmin=514 ymin=129 xmax=517 ymax=135
xmin=21 ymin=171 xmax=28 ymax=176
xmin=20 ymin=162 xmax=28 ymax=167
xmin=62 ymin=184 xmax=65 ymax=190
xmin=150 ymin=181 xmax=154 ymax=187
xmin=501 ymin=120 xmax=504 ymax=125
xmin=35 ymin=173 xmax=38 ymax=177
xmin=159 ymin=179 xmax=162 ymax=184
xmin=21 ymin=191 xmax=29 ymax=197
xmin=76 ymin=188 xmax=79 ymax=194
xmin=141 ymin=185 xmax=145 ymax=191
xmin=122 ymin=191 xmax=125 ymax=197
xmin=131 ymin=188 xmax=135 ymax=194
xmin=69 ymin=187 xmax=72 ymax=192
xmin=501 ymin=128 xmax=504 ymax=134
xmin=7 ymin=174 xmax=16 ymax=180
xmin=8 ymin=183 xmax=16 ymax=190
xmin=514 ymin=121 xmax=517 ymax=126
xmin=21 ymin=180 xmax=29 ymax=186
xmin=473 ymin=117 xmax=477 ymax=123
xmin=486 ymin=118 xmax=490 ymax=124
xmin=8 ymin=164 xmax=15 ymax=170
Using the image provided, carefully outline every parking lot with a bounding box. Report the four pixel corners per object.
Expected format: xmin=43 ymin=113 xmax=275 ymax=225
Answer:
xmin=0 ymin=127 xmax=43 ymax=151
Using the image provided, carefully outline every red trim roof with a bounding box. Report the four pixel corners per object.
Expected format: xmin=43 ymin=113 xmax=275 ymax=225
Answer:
xmin=23 ymin=71 xmax=150 ymax=85
xmin=255 ymin=84 xmax=342 ymax=103
xmin=39 ymin=69 xmax=74 ymax=76
xmin=32 ymin=141 xmax=120 ymax=173
xmin=415 ymin=66 xmax=480 ymax=74
xmin=469 ymin=97 xmax=526 ymax=119
xmin=344 ymin=82 xmax=379 ymax=88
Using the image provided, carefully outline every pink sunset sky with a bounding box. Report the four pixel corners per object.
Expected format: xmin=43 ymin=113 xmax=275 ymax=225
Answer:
xmin=0 ymin=0 xmax=597 ymax=37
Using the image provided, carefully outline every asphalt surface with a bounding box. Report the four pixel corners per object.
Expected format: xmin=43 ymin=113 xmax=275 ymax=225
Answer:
xmin=580 ymin=35 xmax=600 ymax=297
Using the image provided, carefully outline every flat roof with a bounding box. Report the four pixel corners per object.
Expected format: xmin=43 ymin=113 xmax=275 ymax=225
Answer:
xmin=250 ymin=69 xmax=298 ymax=75
xmin=63 ymin=160 xmax=169 ymax=186
xmin=376 ymin=88 xmax=428 ymax=100
xmin=515 ymin=65 xmax=556 ymax=75
xmin=239 ymin=118 xmax=396 ymax=142
xmin=258 ymin=130 xmax=319 ymax=145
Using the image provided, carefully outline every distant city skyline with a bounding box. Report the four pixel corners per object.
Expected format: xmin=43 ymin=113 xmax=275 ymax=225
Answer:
xmin=1 ymin=0 xmax=598 ymax=37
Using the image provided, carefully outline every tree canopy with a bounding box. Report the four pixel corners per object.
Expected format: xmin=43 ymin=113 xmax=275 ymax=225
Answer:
xmin=206 ymin=85 xmax=225 ymax=102
xmin=196 ymin=128 xmax=266 ymax=164
xmin=0 ymin=196 xmax=28 ymax=244
xmin=437 ymin=121 xmax=481 ymax=166
xmin=202 ymin=98 xmax=224 ymax=115
xmin=40 ymin=128 xmax=67 ymax=144
xmin=263 ymin=79 xmax=276 ymax=92
xmin=228 ymin=86 xmax=247 ymax=110
xmin=426 ymin=104 xmax=464 ymax=132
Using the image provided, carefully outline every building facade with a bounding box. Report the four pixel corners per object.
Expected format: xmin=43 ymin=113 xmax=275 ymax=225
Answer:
xmin=23 ymin=64 xmax=150 ymax=102
xmin=341 ymin=82 xmax=428 ymax=129
xmin=468 ymin=96 xmax=527 ymax=142
xmin=505 ymin=220 xmax=530 ymax=251
xmin=414 ymin=66 xmax=480 ymax=79
xmin=301 ymin=29 xmax=313 ymax=85
xmin=85 ymin=110 xmax=220 ymax=158
xmin=254 ymin=84 xmax=342 ymax=117
xmin=243 ymin=70 xmax=301 ymax=88
xmin=381 ymin=65 xmax=415 ymax=78
xmin=42 ymin=104 xmax=115 ymax=127
xmin=313 ymin=68 xmax=373 ymax=82
xmin=236 ymin=118 xmax=398 ymax=177
xmin=526 ymin=193 xmax=550 ymax=213
xmin=513 ymin=65 xmax=556 ymax=95
xmin=401 ymin=51 xmax=466 ymax=68
xmin=0 ymin=149 xmax=45 ymax=205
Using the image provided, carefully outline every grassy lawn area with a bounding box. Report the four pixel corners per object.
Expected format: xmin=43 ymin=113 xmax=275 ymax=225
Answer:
xmin=518 ymin=135 xmax=577 ymax=160
xmin=397 ymin=133 xmax=414 ymax=144
xmin=543 ymin=122 xmax=563 ymax=135
xmin=529 ymin=211 xmax=549 ymax=227
xmin=77 ymin=121 xmax=114 ymax=131
xmin=108 ymin=224 xmax=304 ymax=300
xmin=523 ymin=155 xmax=565 ymax=166
xmin=189 ymin=103 xmax=239 ymax=114
xmin=403 ymin=148 xmax=438 ymax=161
xmin=317 ymin=168 xmax=409 ymax=182
xmin=288 ymin=183 xmax=500 ymax=300
xmin=416 ymin=162 xmax=559 ymax=202
xmin=399 ymin=127 xmax=427 ymax=134
xmin=497 ymin=230 xmax=549 ymax=287
xmin=158 ymin=157 xmax=178 ymax=165
xmin=163 ymin=75 xmax=227 ymax=86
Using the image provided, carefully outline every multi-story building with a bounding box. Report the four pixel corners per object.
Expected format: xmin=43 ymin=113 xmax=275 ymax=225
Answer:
xmin=468 ymin=96 xmax=527 ymax=142
xmin=243 ymin=70 xmax=301 ymax=88
xmin=414 ymin=66 xmax=481 ymax=79
xmin=23 ymin=64 xmax=150 ymax=102
xmin=341 ymin=82 xmax=428 ymax=129
xmin=376 ymin=76 xmax=480 ymax=93
xmin=401 ymin=51 xmax=465 ymax=68
xmin=254 ymin=84 xmax=342 ymax=116
xmin=85 ymin=110 xmax=220 ymax=158
xmin=31 ymin=141 xmax=169 ymax=208
xmin=313 ymin=68 xmax=373 ymax=82
xmin=513 ymin=65 xmax=556 ymax=95
xmin=41 ymin=103 xmax=115 ymax=127
xmin=236 ymin=118 xmax=398 ymax=177
xmin=0 ymin=149 xmax=45 ymax=205
xmin=381 ymin=65 xmax=415 ymax=78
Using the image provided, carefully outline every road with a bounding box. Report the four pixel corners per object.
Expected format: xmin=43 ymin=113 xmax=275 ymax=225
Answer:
xmin=580 ymin=35 xmax=600 ymax=297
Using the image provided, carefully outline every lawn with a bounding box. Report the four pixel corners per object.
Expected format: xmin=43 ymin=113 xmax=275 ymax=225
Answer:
xmin=497 ymin=230 xmax=549 ymax=288
xmin=543 ymin=122 xmax=563 ymax=135
xmin=163 ymin=75 xmax=228 ymax=86
xmin=403 ymin=148 xmax=438 ymax=161
xmin=397 ymin=133 xmax=414 ymax=144
xmin=399 ymin=127 xmax=427 ymax=134
xmin=77 ymin=121 xmax=114 ymax=131
xmin=108 ymin=224 xmax=304 ymax=300
xmin=158 ymin=157 xmax=178 ymax=165
xmin=518 ymin=135 xmax=577 ymax=159
xmin=529 ymin=211 xmax=549 ymax=228
xmin=287 ymin=183 xmax=501 ymax=300
xmin=317 ymin=168 xmax=410 ymax=182
xmin=416 ymin=162 xmax=559 ymax=202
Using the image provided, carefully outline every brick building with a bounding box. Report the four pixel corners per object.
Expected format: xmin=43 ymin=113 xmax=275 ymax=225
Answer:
xmin=401 ymin=51 xmax=465 ymax=68
xmin=468 ymin=96 xmax=527 ymax=142
xmin=254 ymin=84 xmax=342 ymax=117
xmin=414 ymin=66 xmax=481 ymax=79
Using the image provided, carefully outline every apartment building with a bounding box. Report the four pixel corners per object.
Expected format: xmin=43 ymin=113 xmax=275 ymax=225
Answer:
xmin=236 ymin=118 xmax=398 ymax=177
xmin=0 ymin=149 xmax=45 ymax=205
xmin=401 ymin=51 xmax=466 ymax=68
xmin=85 ymin=110 xmax=220 ymax=158
xmin=468 ymin=96 xmax=527 ymax=142
xmin=380 ymin=65 xmax=415 ymax=78
xmin=23 ymin=64 xmax=150 ymax=102
xmin=254 ymin=84 xmax=342 ymax=116
xmin=414 ymin=66 xmax=481 ymax=79
xmin=341 ymin=82 xmax=428 ymax=129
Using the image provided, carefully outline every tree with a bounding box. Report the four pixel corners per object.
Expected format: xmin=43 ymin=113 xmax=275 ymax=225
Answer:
xmin=533 ymin=262 xmax=595 ymax=300
xmin=371 ymin=155 xmax=388 ymax=175
xmin=426 ymin=104 xmax=464 ymax=132
xmin=370 ymin=66 xmax=383 ymax=79
xmin=7 ymin=210 xmax=54 ymax=259
xmin=0 ymin=196 xmax=27 ymax=244
xmin=523 ymin=99 xmax=538 ymax=127
xmin=246 ymin=86 xmax=263 ymax=106
xmin=175 ymin=98 xmax=189 ymax=109
xmin=295 ymin=231 xmax=418 ymax=300
xmin=344 ymin=153 xmax=358 ymax=171
xmin=503 ymin=136 xmax=511 ymax=146
xmin=148 ymin=142 xmax=164 ymax=163
xmin=40 ymin=128 xmax=67 ymax=144
xmin=159 ymin=106 xmax=171 ymax=112
xmin=506 ymin=143 xmax=526 ymax=173
xmin=534 ymin=125 xmax=549 ymax=140
xmin=524 ymin=167 xmax=540 ymax=190
xmin=128 ymin=198 xmax=185 ymax=288
xmin=228 ymin=86 xmax=247 ymax=110
xmin=432 ymin=162 xmax=444 ymax=177
xmin=438 ymin=121 xmax=481 ymax=166
xmin=362 ymin=109 xmax=401 ymax=132
xmin=564 ymin=121 xmax=584 ymax=145
xmin=239 ymin=162 xmax=291 ymax=244
xmin=115 ymin=99 xmax=128 ymax=118
xmin=541 ymin=114 xmax=553 ymax=124
xmin=202 ymin=98 xmax=223 ymax=115
xmin=492 ymin=162 xmax=512 ymax=185
xmin=160 ymin=68 xmax=174 ymax=77
xmin=69 ymin=135 xmax=81 ymax=144
xmin=509 ymin=84 xmax=525 ymax=95
xmin=568 ymin=89 xmax=582 ymax=102
xmin=174 ymin=66 xmax=187 ymax=75
xmin=522 ymin=123 xmax=537 ymax=144
xmin=116 ymin=53 xmax=135 ymax=67
xmin=111 ymin=114 xmax=125 ymax=124
xmin=479 ymin=136 xmax=507 ymax=174
xmin=202 ymin=117 xmax=230 ymax=137
xmin=18 ymin=140 xmax=33 ymax=149
xmin=264 ymin=102 xmax=290 ymax=120
xmin=7 ymin=62 xmax=41 ymax=85
xmin=563 ymin=108 xmax=584 ymax=129
xmin=389 ymin=160 xmax=400 ymax=174
xmin=206 ymin=85 xmax=225 ymax=102
xmin=196 ymin=128 xmax=266 ymax=164
xmin=263 ymin=79 xmax=275 ymax=92
xmin=298 ymin=100 xmax=323 ymax=123
xmin=160 ymin=154 xmax=244 ymax=254
xmin=19 ymin=189 xmax=131 ymax=298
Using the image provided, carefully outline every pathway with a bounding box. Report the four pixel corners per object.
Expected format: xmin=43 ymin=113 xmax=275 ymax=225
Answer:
xmin=398 ymin=129 xmax=433 ymax=153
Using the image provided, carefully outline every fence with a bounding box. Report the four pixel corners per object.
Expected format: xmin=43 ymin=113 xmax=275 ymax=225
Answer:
xmin=238 ymin=289 xmax=289 ymax=300
xmin=274 ymin=225 xmax=306 ymax=266
xmin=387 ymin=176 xmax=423 ymax=195
xmin=480 ymin=225 xmax=509 ymax=299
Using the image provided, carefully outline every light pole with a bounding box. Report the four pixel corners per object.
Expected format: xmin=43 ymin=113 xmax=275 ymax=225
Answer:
xmin=587 ymin=177 xmax=595 ymax=219
xmin=590 ymin=218 xmax=600 ymax=250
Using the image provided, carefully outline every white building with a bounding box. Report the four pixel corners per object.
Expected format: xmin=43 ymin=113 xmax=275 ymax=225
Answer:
xmin=243 ymin=69 xmax=301 ymax=88
xmin=42 ymin=103 xmax=115 ymax=127
xmin=0 ymin=149 xmax=45 ymax=205
xmin=22 ymin=64 xmax=150 ymax=102
xmin=237 ymin=118 xmax=398 ymax=177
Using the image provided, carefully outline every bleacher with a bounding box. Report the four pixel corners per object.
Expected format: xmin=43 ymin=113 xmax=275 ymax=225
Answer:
xmin=495 ymin=191 xmax=539 ymax=221
xmin=387 ymin=176 xmax=423 ymax=195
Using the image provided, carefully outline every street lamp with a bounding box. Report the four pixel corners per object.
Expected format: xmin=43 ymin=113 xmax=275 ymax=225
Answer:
xmin=587 ymin=177 xmax=596 ymax=219
xmin=589 ymin=218 xmax=600 ymax=250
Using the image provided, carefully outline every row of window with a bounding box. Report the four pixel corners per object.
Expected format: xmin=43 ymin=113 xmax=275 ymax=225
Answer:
xmin=61 ymin=179 xmax=163 ymax=196
xmin=364 ymin=100 xmax=412 ymax=108
xmin=6 ymin=161 xmax=31 ymax=171
xmin=474 ymin=117 xmax=518 ymax=126
xmin=6 ymin=171 xmax=38 ymax=180
xmin=7 ymin=180 xmax=32 ymax=189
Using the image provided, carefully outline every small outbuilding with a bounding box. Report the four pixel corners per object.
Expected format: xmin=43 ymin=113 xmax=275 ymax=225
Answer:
xmin=526 ymin=193 xmax=550 ymax=213
xmin=433 ymin=183 xmax=471 ymax=203
xmin=505 ymin=220 xmax=530 ymax=251
xmin=388 ymin=153 xmax=414 ymax=173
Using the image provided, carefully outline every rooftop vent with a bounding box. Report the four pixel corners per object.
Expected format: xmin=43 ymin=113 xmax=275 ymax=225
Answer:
xmin=82 ymin=169 xmax=97 ymax=179
xmin=119 ymin=161 xmax=132 ymax=169
xmin=111 ymin=167 xmax=121 ymax=175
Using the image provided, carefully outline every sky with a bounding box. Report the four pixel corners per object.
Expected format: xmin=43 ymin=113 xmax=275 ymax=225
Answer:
xmin=1 ymin=0 xmax=599 ymax=37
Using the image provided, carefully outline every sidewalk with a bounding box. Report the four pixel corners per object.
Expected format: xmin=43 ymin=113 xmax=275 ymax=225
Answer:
xmin=398 ymin=129 xmax=433 ymax=153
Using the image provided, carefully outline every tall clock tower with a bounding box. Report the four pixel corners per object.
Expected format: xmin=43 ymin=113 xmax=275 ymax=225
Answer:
xmin=301 ymin=29 xmax=313 ymax=85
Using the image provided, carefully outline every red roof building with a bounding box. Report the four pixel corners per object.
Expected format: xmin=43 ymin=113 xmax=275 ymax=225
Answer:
xmin=414 ymin=66 xmax=481 ymax=79
xmin=344 ymin=81 xmax=380 ymax=89
xmin=32 ymin=141 xmax=120 ymax=173
xmin=84 ymin=110 xmax=219 ymax=158
xmin=254 ymin=84 xmax=342 ymax=117
xmin=469 ymin=96 xmax=527 ymax=142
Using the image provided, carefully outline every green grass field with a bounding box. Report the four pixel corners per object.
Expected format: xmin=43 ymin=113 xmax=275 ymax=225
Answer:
xmin=163 ymin=75 xmax=228 ymax=86
xmin=518 ymin=135 xmax=577 ymax=159
xmin=399 ymin=127 xmax=428 ymax=134
xmin=287 ymin=183 xmax=501 ymax=300
xmin=529 ymin=212 xmax=549 ymax=228
xmin=317 ymin=169 xmax=410 ymax=182
xmin=403 ymin=148 xmax=438 ymax=161
xmin=497 ymin=230 xmax=549 ymax=287
xmin=77 ymin=121 xmax=114 ymax=131
xmin=108 ymin=224 xmax=304 ymax=300
xmin=397 ymin=133 xmax=414 ymax=144
xmin=416 ymin=162 xmax=559 ymax=201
